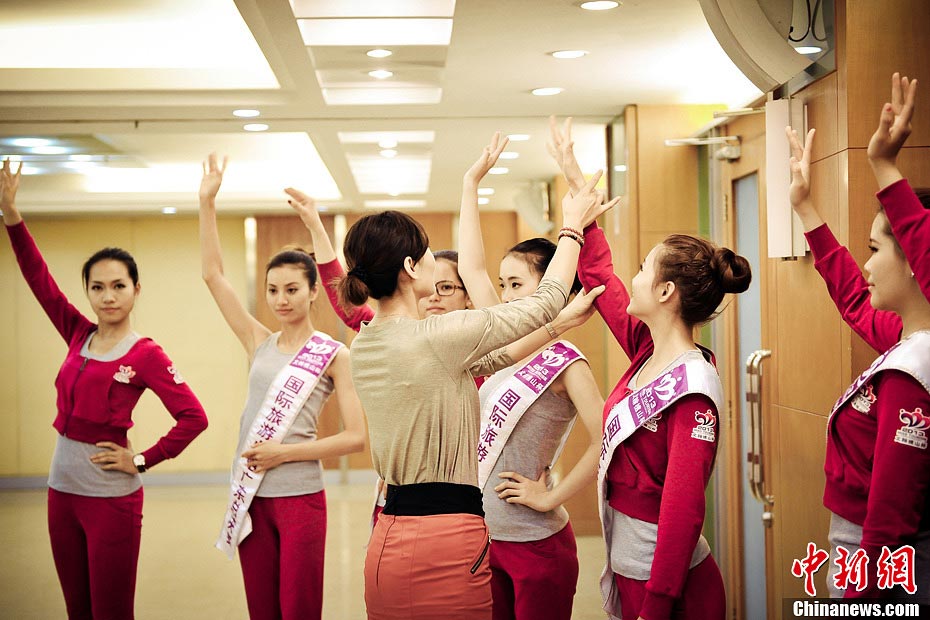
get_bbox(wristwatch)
[132,453,146,473]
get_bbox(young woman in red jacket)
[0,159,209,620]
[549,118,751,620]
[787,73,930,602]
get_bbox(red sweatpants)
[489,522,579,620]
[365,513,492,620]
[238,492,327,620]
[47,487,143,620]
[614,555,726,620]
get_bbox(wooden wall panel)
[790,72,840,163]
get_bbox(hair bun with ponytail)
[711,247,752,294]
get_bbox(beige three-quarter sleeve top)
[350,278,569,487]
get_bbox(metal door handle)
[745,350,774,513]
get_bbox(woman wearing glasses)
[456,133,605,620]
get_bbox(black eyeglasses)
[434,280,466,296]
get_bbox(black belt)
[383,482,484,517]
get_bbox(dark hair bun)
[339,272,371,308]
[712,247,752,294]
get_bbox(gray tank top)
[48,331,143,497]
[480,363,575,542]
[236,333,334,498]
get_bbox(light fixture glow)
[380,149,398,158]
[388,190,401,197]
[31,145,69,155]
[506,134,530,142]
[488,167,509,175]
[477,188,495,196]
[531,87,564,96]
[477,197,490,205]
[551,50,588,59]
[161,207,177,215]
[613,164,627,172]
[378,139,398,149]
[11,138,51,148]
[233,109,261,118]
[243,123,269,132]
[368,69,394,80]
[794,46,823,55]
[19,166,41,175]
[4,154,23,162]
[580,1,619,10]
[69,154,93,162]
[498,152,519,160]
[367,49,393,58]
[363,199,426,209]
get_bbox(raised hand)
[561,170,620,230]
[199,153,228,202]
[464,131,509,187]
[547,116,585,192]
[785,126,823,232]
[0,158,23,225]
[868,72,917,166]
[284,187,322,229]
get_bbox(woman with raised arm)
[338,170,613,620]
[867,73,929,298]
[457,132,605,620]
[198,154,366,620]
[787,109,930,601]
[550,118,751,620]
[0,159,208,620]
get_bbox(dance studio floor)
[0,483,607,619]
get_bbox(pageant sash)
[216,332,342,559]
[477,341,585,489]
[597,352,724,619]
[830,330,930,418]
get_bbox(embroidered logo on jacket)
[642,413,662,432]
[691,409,717,442]
[851,384,877,414]
[894,408,929,450]
[167,365,185,385]
[113,365,136,384]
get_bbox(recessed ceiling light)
[488,167,509,175]
[498,152,519,160]
[367,49,393,58]
[378,139,398,149]
[243,123,269,132]
[380,149,398,158]
[233,109,261,118]
[550,50,588,59]
[32,145,69,155]
[69,154,93,162]
[477,197,490,205]
[532,87,564,96]
[794,46,823,54]
[477,188,495,196]
[613,164,627,172]
[161,206,178,215]
[580,1,619,10]
[368,69,394,80]
[11,138,51,148]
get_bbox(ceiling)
[0,0,762,217]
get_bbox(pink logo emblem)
[113,365,136,384]
[690,409,716,442]
[895,407,929,450]
[167,365,184,385]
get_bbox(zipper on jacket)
[62,356,89,435]
[470,536,491,574]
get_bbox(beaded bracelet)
[558,230,584,247]
[560,226,585,239]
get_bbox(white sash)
[476,341,586,489]
[597,351,724,619]
[216,332,342,559]
[830,331,930,419]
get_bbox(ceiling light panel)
[291,0,455,18]
[363,199,427,209]
[338,131,435,145]
[298,18,453,46]
[347,155,431,194]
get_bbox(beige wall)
[0,216,249,476]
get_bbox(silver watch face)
[133,454,145,466]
